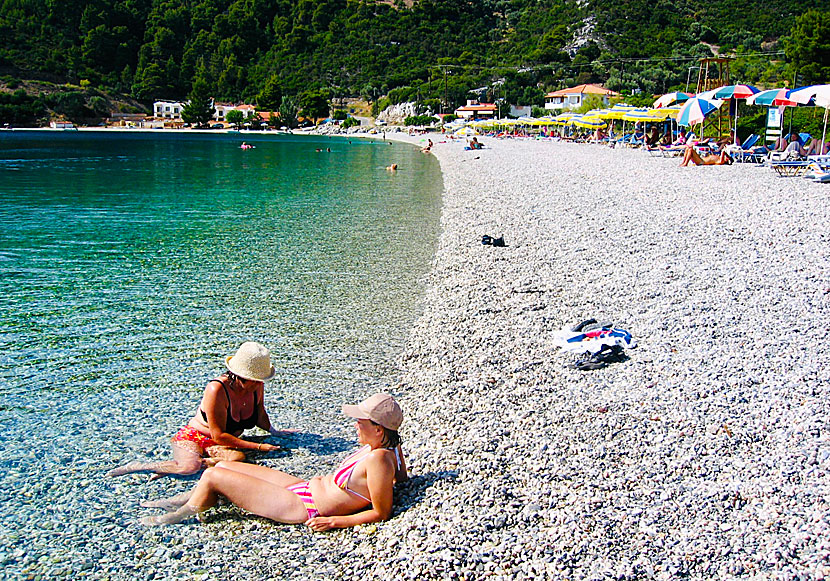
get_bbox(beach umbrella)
[571,116,607,130]
[603,104,638,120]
[709,84,760,100]
[790,84,830,108]
[746,88,800,107]
[790,84,830,148]
[653,92,694,108]
[453,126,479,136]
[704,85,759,143]
[621,108,660,122]
[649,106,681,119]
[676,97,723,127]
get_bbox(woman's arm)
[254,384,271,431]
[304,452,396,532]
[395,444,408,483]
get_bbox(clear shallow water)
[0,130,442,576]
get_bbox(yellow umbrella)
[604,104,639,120]
[571,116,607,129]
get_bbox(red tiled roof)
[545,84,620,98]
[455,103,497,112]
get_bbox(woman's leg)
[141,490,194,511]
[108,444,203,477]
[210,460,304,487]
[141,464,309,525]
[680,147,701,166]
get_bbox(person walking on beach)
[108,342,284,479]
[139,393,408,530]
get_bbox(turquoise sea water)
[0,130,442,575]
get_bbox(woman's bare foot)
[139,504,201,526]
[140,491,192,511]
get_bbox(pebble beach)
[8,134,830,580]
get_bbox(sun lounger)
[769,160,811,177]
[726,134,765,163]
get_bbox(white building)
[544,84,620,111]
[153,100,187,119]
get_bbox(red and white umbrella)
[746,88,800,107]
[790,85,830,148]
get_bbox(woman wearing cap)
[109,342,284,478]
[139,393,407,529]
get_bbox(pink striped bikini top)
[333,445,401,503]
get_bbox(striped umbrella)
[676,97,723,127]
[653,92,694,108]
[709,84,760,100]
[746,88,800,107]
[604,104,638,120]
[571,116,607,129]
[621,108,661,122]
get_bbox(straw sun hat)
[225,342,276,382]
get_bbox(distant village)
[91,84,620,130]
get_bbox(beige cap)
[225,342,276,382]
[342,393,403,431]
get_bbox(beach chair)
[726,134,764,163]
[769,160,811,177]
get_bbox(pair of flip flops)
[566,318,632,371]
[481,235,505,247]
[572,344,628,370]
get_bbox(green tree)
[180,78,215,127]
[132,63,166,100]
[784,10,830,84]
[225,109,244,127]
[278,96,299,128]
[298,90,329,123]
[258,75,282,110]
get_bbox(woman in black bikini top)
[109,342,289,479]
[200,377,259,433]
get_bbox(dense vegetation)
[0,0,827,124]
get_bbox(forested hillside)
[0,0,827,123]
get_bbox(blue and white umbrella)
[676,97,723,127]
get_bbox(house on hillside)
[454,100,498,120]
[544,84,620,111]
[154,100,187,119]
